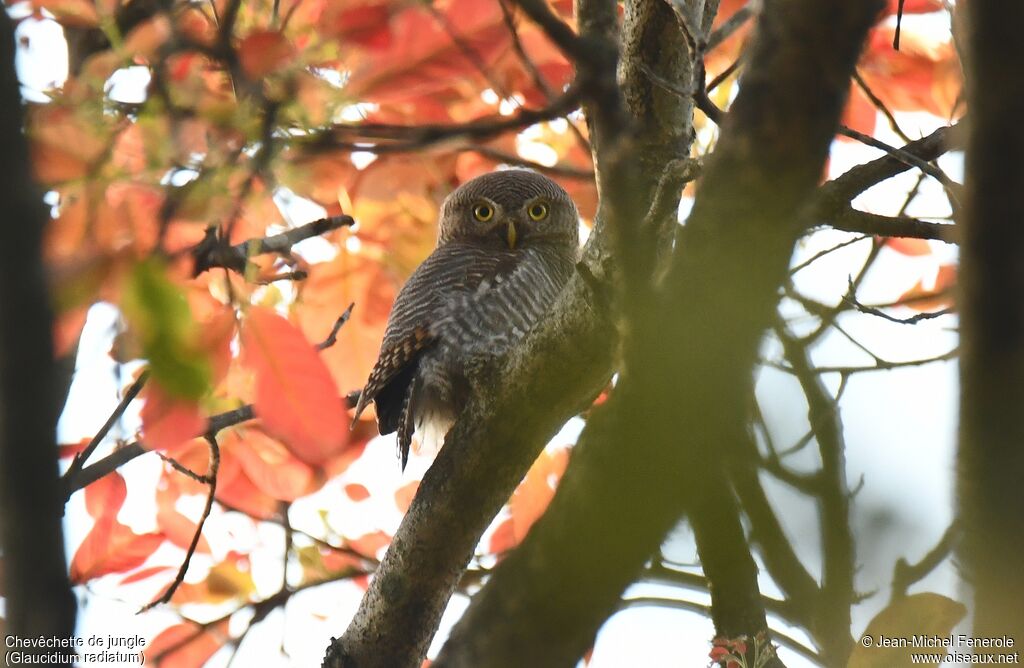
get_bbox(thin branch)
[456,145,594,180]
[891,521,959,600]
[824,208,957,243]
[140,433,220,612]
[837,124,956,192]
[62,371,149,490]
[775,323,855,664]
[707,2,755,51]
[852,69,912,143]
[306,86,583,154]
[195,214,353,277]
[815,122,962,213]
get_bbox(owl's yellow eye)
[473,203,494,222]
[527,202,549,221]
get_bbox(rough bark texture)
[324,277,614,668]
[957,0,1024,639]
[434,0,882,665]
[0,11,77,658]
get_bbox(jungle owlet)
[352,169,580,469]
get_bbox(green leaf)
[122,259,210,399]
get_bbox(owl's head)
[437,169,579,251]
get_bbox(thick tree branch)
[435,0,882,666]
[957,0,1024,638]
[0,11,76,655]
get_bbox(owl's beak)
[505,220,518,249]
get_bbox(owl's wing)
[433,247,573,356]
[353,243,518,430]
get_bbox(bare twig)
[62,371,149,491]
[140,434,221,612]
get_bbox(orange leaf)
[322,1,394,48]
[883,0,943,16]
[216,467,280,520]
[294,254,400,395]
[140,384,205,454]
[508,447,570,544]
[884,236,932,256]
[394,480,419,512]
[155,474,211,554]
[859,26,962,118]
[345,483,371,501]
[840,86,878,140]
[488,517,517,555]
[225,427,320,501]
[239,30,296,79]
[348,530,392,559]
[53,306,88,358]
[84,471,127,520]
[120,565,174,585]
[241,307,349,465]
[343,0,509,104]
[71,521,164,583]
[898,263,957,312]
[147,621,228,668]
[29,105,110,185]
[198,306,236,385]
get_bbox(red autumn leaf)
[238,30,296,79]
[884,236,932,256]
[71,521,164,583]
[225,427,320,501]
[347,530,392,559]
[859,26,962,118]
[241,307,349,466]
[322,1,394,49]
[344,483,371,501]
[898,263,957,312]
[883,0,943,16]
[155,473,211,554]
[840,85,879,140]
[508,447,570,544]
[140,383,206,454]
[319,547,365,575]
[119,565,175,585]
[147,621,228,668]
[343,0,509,104]
[216,466,280,520]
[198,306,236,386]
[84,471,127,520]
[53,306,88,358]
[488,517,518,555]
[29,105,110,185]
[394,480,419,513]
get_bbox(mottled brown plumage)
[353,169,580,468]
